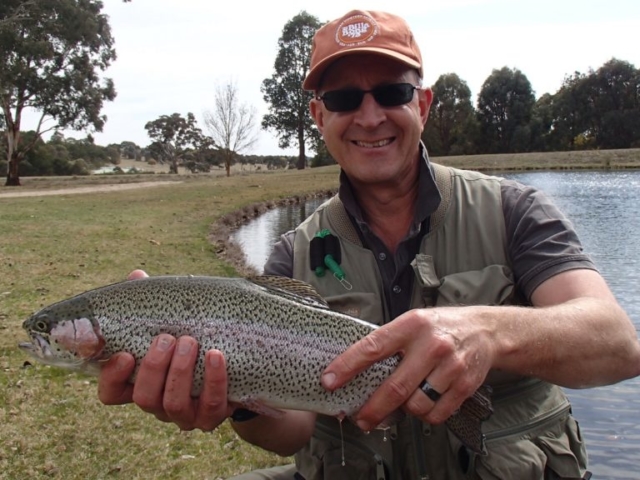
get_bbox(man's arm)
[320,268,640,431]
[498,268,639,387]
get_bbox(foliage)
[310,141,335,168]
[144,113,214,174]
[261,11,322,170]
[0,130,114,176]
[119,140,142,160]
[0,0,117,186]
[422,73,477,156]
[202,81,259,177]
[579,59,640,149]
[476,67,536,154]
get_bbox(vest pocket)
[470,409,587,480]
[436,264,515,307]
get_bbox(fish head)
[19,297,106,372]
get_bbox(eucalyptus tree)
[261,11,322,170]
[476,67,536,154]
[0,0,117,186]
[144,113,213,174]
[202,81,259,177]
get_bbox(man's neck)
[351,167,420,254]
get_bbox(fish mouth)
[18,334,53,360]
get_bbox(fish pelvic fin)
[445,385,493,456]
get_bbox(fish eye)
[34,316,50,332]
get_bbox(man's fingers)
[353,351,436,430]
[195,350,233,431]
[404,359,477,425]
[132,334,176,414]
[98,352,135,405]
[162,336,200,429]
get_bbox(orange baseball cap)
[303,10,423,91]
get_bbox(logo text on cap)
[335,14,379,47]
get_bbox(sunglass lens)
[375,84,415,107]
[322,90,364,112]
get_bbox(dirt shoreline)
[0,181,182,198]
[208,189,337,276]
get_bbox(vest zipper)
[484,401,572,442]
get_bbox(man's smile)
[353,138,394,148]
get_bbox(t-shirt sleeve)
[263,230,295,278]
[501,178,598,302]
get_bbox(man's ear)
[419,87,434,126]
[309,98,325,134]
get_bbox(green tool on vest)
[311,229,352,290]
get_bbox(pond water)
[232,170,640,479]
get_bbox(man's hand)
[321,307,496,431]
[97,270,234,431]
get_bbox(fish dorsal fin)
[248,275,330,310]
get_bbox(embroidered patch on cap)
[335,14,379,47]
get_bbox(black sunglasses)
[317,83,420,112]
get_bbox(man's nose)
[353,92,386,128]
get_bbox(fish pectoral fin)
[235,397,287,419]
[445,385,494,456]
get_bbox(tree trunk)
[225,150,232,177]
[297,127,306,170]
[4,114,22,186]
[5,154,21,186]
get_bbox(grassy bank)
[433,147,640,171]
[0,167,339,480]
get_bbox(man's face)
[310,54,432,188]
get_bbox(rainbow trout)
[19,275,492,453]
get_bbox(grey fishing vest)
[291,164,589,480]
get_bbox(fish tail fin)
[445,385,493,455]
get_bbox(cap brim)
[303,48,422,91]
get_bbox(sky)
[27,0,640,156]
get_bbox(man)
[99,10,640,480]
